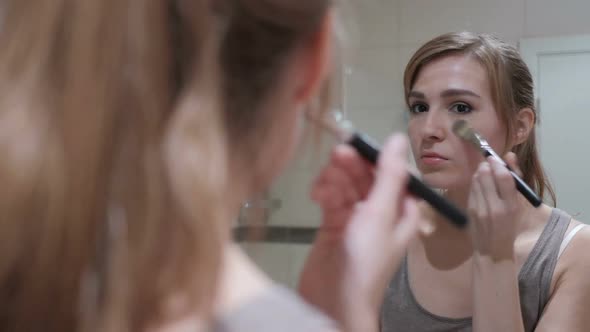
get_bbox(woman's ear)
[292,11,333,104]
[514,107,535,145]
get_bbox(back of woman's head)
[404,31,555,205]
[0,0,329,331]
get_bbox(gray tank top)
[380,208,571,332]
[213,284,337,332]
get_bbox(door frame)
[520,34,590,102]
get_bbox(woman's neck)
[417,185,548,269]
[445,187,470,210]
[425,187,471,240]
[415,187,472,269]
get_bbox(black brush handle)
[348,133,468,228]
[483,151,542,207]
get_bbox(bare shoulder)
[215,245,275,315]
[552,219,590,292]
[536,218,590,331]
[559,218,590,261]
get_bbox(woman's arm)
[534,227,590,331]
[299,135,420,332]
[468,157,526,332]
[472,255,525,332]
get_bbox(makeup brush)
[452,119,542,207]
[307,112,468,228]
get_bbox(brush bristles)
[452,120,481,148]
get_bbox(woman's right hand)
[298,134,421,331]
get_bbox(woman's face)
[407,54,508,191]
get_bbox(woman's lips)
[420,153,448,166]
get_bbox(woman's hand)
[298,134,421,330]
[467,153,523,261]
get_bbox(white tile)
[347,107,407,143]
[287,130,336,172]
[269,168,322,227]
[240,243,312,289]
[350,0,400,48]
[358,15,399,48]
[242,243,294,286]
[264,131,336,228]
[525,0,590,38]
[288,244,312,288]
[396,42,425,103]
[344,48,400,109]
[398,43,423,76]
[398,0,525,46]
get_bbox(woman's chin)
[419,172,462,190]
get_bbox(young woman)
[301,32,590,331]
[0,1,420,331]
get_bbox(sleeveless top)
[213,284,337,332]
[380,208,572,332]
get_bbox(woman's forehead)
[412,55,490,98]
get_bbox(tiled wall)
[241,243,311,288]
[242,0,590,288]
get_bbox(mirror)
[242,0,590,287]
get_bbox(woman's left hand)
[469,152,528,331]
[467,152,522,260]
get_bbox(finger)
[311,186,337,210]
[467,178,478,236]
[365,134,409,222]
[488,157,518,202]
[311,163,360,206]
[470,170,489,223]
[312,182,357,211]
[332,145,375,199]
[391,197,421,248]
[467,173,481,216]
[311,171,342,208]
[324,164,361,203]
[310,166,331,202]
[476,161,503,213]
[504,152,522,177]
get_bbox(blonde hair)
[0,0,330,331]
[404,32,556,205]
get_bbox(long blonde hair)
[0,0,330,331]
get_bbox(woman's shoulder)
[554,205,590,261]
[550,212,590,291]
[213,245,338,332]
[556,216,590,264]
[157,284,336,332]
[214,283,337,332]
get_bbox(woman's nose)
[421,109,447,142]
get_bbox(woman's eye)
[451,103,472,114]
[409,103,428,113]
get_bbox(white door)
[521,35,590,222]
